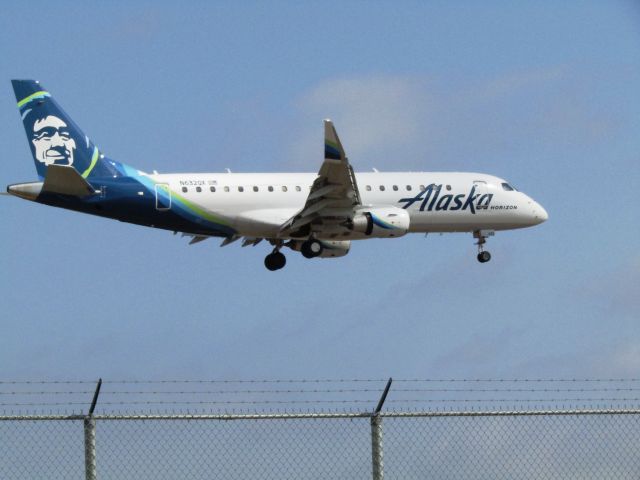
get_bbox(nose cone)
[532,201,548,224]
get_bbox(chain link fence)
[1,409,639,479]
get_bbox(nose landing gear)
[473,230,494,263]
[477,251,491,263]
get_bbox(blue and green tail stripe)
[120,164,235,236]
[16,90,51,108]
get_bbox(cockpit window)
[501,183,517,191]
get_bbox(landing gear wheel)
[301,239,323,259]
[477,251,491,263]
[264,251,286,271]
[473,230,494,264]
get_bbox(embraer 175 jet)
[7,80,547,270]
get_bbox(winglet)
[324,119,346,161]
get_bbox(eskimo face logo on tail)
[30,115,76,166]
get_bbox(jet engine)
[349,206,410,238]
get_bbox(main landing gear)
[264,238,325,270]
[473,230,494,263]
[300,239,323,259]
[264,248,286,271]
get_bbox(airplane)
[6,79,548,271]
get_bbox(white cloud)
[287,75,429,170]
[454,66,567,105]
[285,66,617,172]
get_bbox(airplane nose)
[533,202,548,224]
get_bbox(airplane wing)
[280,120,361,238]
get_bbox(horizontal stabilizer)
[42,165,95,196]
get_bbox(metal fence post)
[84,416,97,480]
[371,378,392,480]
[371,414,384,480]
[84,379,102,480]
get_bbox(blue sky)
[0,1,639,386]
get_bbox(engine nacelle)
[288,240,351,258]
[350,206,410,238]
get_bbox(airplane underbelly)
[232,208,299,237]
[409,210,524,233]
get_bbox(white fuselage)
[149,171,548,239]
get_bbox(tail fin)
[12,80,119,180]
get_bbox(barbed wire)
[1,397,640,408]
[2,378,639,385]
[4,387,640,395]
[2,379,640,413]
[0,379,385,385]
[395,378,640,383]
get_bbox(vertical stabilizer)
[11,80,119,180]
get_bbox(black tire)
[477,251,491,263]
[264,254,278,271]
[273,251,286,269]
[301,240,323,259]
[265,251,286,270]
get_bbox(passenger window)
[406,185,412,191]
[238,186,244,192]
[379,185,385,191]
[420,185,426,191]
[268,186,274,192]
[295,186,301,192]
[446,185,452,191]
[224,186,230,192]
[282,186,288,192]
[253,186,259,192]
[392,185,398,191]
[366,185,371,191]
[210,186,216,192]
[182,187,188,193]
[196,186,202,193]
